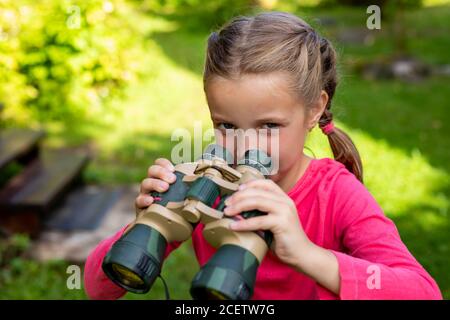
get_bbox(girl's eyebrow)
[254,116,288,123]
[211,116,288,126]
[255,116,289,124]
[211,114,232,122]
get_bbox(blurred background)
[0,0,449,299]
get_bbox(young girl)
[84,12,442,300]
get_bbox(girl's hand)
[135,158,177,215]
[223,179,313,270]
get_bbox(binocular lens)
[205,289,229,300]
[111,263,145,287]
[190,244,259,300]
[102,224,167,294]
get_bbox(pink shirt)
[84,158,442,300]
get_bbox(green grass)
[1,4,449,299]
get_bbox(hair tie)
[321,121,335,135]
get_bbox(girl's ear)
[307,90,329,131]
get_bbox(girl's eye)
[261,123,279,129]
[217,123,236,130]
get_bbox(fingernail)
[169,164,175,172]
[229,221,238,229]
[238,184,246,190]
[224,206,233,215]
[167,174,176,182]
[159,181,168,189]
[145,197,153,205]
[224,197,232,205]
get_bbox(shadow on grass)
[333,76,450,172]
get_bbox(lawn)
[0,3,449,299]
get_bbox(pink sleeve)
[84,224,183,300]
[318,172,442,300]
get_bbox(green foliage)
[0,259,88,299]
[0,0,144,125]
[0,234,30,267]
[140,0,258,31]
[0,233,32,296]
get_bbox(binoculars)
[102,144,273,300]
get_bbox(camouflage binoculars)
[102,144,273,300]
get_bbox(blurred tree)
[0,0,145,126]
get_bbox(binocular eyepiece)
[102,144,273,300]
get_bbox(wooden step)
[29,185,137,262]
[0,128,45,171]
[0,148,89,236]
[43,185,123,231]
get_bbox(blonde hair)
[203,11,363,182]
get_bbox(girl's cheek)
[268,131,289,174]
[278,135,304,173]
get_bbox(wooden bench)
[0,148,89,236]
[0,128,45,171]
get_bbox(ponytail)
[318,36,363,183]
[319,110,364,183]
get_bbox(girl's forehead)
[206,72,303,117]
[207,72,291,93]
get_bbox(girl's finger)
[225,188,281,209]
[140,178,169,194]
[147,165,176,183]
[224,196,286,217]
[239,179,285,195]
[135,194,154,210]
[155,158,175,172]
[228,214,277,232]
